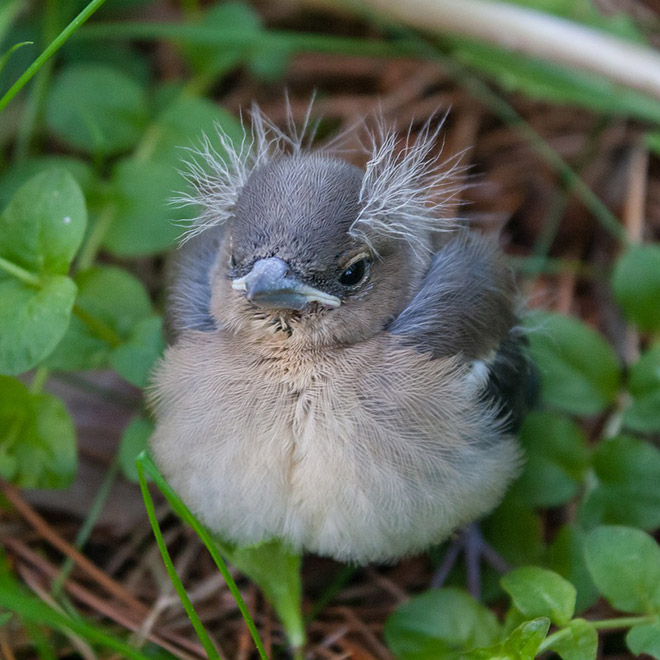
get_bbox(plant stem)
[74,22,405,58]
[0,256,41,286]
[0,0,109,113]
[592,614,657,630]
[73,304,122,347]
[538,614,658,653]
[75,204,116,272]
[30,366,50,394]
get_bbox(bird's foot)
[430,523,510,599]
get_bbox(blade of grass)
[0,42,33,75]
[136,452,269,660]
[0,0,109,113]
[136,459,222,660]
[0,586,153,660]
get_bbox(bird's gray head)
[176,106,461,347]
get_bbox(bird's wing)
[164,225,225,342]
[389,232,516,359]
[389,231,537,431]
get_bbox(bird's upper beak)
[232,257,340,311]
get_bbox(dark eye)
[338,256,370,288]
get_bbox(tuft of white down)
[173,103,466,254]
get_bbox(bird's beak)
[232,257,340,310]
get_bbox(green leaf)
[464,618,550,660]
[584,526,660,614]
[547,525,599,614]
[148,92,244,166]
[228,540,305,649]
[511,412,589,507]
[119,417,153,482]
[547,618,598,660]
[579,436,660,530]
[0,156,94,210]
[623,344,660,433]
[384,588,500,659]
[501,567,576,626]
[182,2,262,78]
[46,266,152,371]
[103,158,183,256]
[0,169,87,275]
[110,316,165,387]
[0,376,76,488]
[0,277,77,375]
[627,621,660,659]
[612,245,660,331]
[46,64,149,156]
[526,312,620,416]
[483,495,545,567]
[72,266,152,339]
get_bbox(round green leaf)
[547,526,599,614]
[385,588,501,659]
[183,2,261,78]
[73,266,152,338]
[612,245,660,331]
[501,567,576,627]
[511,412,589,507]
[110,315,165,387]
[0,169,87,275]
[623,392,660,433]
[46,64,149,156]
[149,93,244,167]
[0,156,94,209]
[579,436,660,530]
[627,621,660,659]
[464,618,550,660]
[482,495,545,567]
[584,526,660,613]
[0,377,76,489]
[0,276,77,375]
[628,343,660,396]
[104,158,183,256]
[525,312,620,416]
[623,344,660,433]
[547,618,598,660]
[46,266,152,371]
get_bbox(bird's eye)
[338,256,370,288]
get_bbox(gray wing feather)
[165,226,225,341]
[389,232,517,359]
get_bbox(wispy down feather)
[174,102,466,252]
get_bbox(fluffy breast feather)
[149,330,521,563]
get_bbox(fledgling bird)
[149,108,534,565]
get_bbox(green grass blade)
[0,0,109,113]
[136,452,268,660]
[0,586,153,659]
[0,42,33,76]
[136,459,222,660]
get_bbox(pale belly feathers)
[149,330,520,563]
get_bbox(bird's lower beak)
[232,257,340,311]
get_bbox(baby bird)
[150,109,533,564]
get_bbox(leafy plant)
[1,0,660,658]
